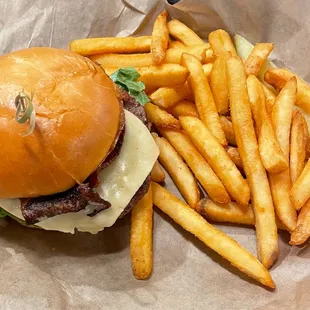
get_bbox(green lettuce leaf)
[111,68,150,105]
[0,208,7,218]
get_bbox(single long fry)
[208,29,237,56]
[164,45,207,64]
[244,43,274,76]
[154,135,200,207]
[144,103,180,129]
[168,41,185,49]
[290,111,308,185]
[158,128,230,204]
[219,116,237,146]
[90,53,152,68]
[181,53,227,145]
[226,147,243,169]
[151,10,169,65]
[152,182,275,288]
[137,64,189,91]
[247,75,288,173]
[150,161,165,183]
[226,56,278,269]
[196,198,286,230]
[265,68,310,114]
[69,36,151,56]
[167,100,199,118]
[271,77,297,159]
[149,84,191,109]
[130,187,153,280]
[291,159,310,210]
[210,52,231,114]
[167,20,206,46]
[268,77,297,229]
[180,116,250,206]
[290,199,310,245]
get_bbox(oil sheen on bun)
[0,47,121,198]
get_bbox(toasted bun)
[0,47,121,198]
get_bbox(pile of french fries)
[70,10,310,289]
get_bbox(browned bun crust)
[0,47,121,198]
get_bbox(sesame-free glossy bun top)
[0,47,121,198]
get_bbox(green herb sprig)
[110,68,150,105]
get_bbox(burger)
[0,47,159,234]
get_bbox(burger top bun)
[0,47,122,198]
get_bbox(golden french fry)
[167,20,206,46]
[196,198,286,230]
[247,75,288,173]
[202,63,213,79]
[168,41,185,49]
[210,52,231,114]
[149,84,192,109]
[158,128,230,204]
[244,43,274,76]
[153,135,200,207]
[265,77,297,229]
[219,116,237,146]
[290,199,310,245]
[272,77,297,159]
[144,103,180,129]
[291,159,310,210]
[152,182,275,288]
[181,53,227,146]
[226,56,278,269]
[260,81,277,114]
[180,116,250,206]
[151,10,169,65]
[203,47,216,63]
[137,64,189,92]
[290,111,308,185]
[90,53,152,68]
[164,45,207,64]
[208,29,237,56]
[265,68,310,114]
[150,161,165,183]
[69,36,151,56]
[167,100,199,118]
[130,187,153,280]
[226,147,243,169]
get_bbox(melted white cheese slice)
[0,111,159,234]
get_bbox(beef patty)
[21,87,151,225]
